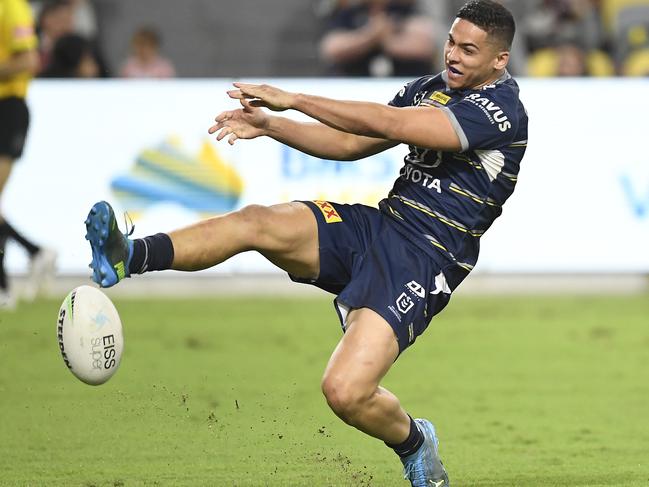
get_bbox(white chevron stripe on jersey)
[475,149,505,182]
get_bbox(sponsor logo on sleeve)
[430,91,451,105]
[313,200,342,223]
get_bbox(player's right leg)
[85,201,319,287]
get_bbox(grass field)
[1,292,649,486]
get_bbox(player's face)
[444,18,509,90]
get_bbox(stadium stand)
[36,0,644,78]
[92,0,322,77]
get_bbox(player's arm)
[229,83,462,152]
[265,116,397,161]
[293,96,461,151]
[210,99,397,161]
[0,49,39,80]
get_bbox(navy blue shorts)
[291,200,463,354]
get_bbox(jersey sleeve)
[7,0,37,54]
[441,88,519,151]
[388,82,411,107]
[388,76,429,107]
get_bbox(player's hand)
[209,98,269,145]
[227,83,295,112]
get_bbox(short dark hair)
[457,0,515,50]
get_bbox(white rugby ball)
[56,285,124,385]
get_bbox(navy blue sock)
[129,233,174,275]
[385,416,424,458]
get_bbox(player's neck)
[473,69,507,90]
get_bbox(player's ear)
[493,50,509,70]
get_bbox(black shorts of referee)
[0,97,29,160]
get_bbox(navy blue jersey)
[381,70,528,272]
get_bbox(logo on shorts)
[396,293,414,314]
[313,200,342,223]
[406,280,425,298]
[395,280,426,315]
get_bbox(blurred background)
[2,2,649,486]
[4,0,649,300]
[28,0,649,79]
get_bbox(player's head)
[444,0,515,90]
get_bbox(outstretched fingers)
[208,121,223,134]
[209,108,240,135]
[227,84,260,100]
[215,126,232,142]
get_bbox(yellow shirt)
[0,0,37,99]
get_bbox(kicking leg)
[85,200,319,287]
[168,202,319,278]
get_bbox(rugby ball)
[56,285,124,385]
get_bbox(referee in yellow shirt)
[0,0,56,308]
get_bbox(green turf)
[1,293,649,486]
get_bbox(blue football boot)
[84,201,133,288]
[402,419,450,487]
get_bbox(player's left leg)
[321,308,449,487]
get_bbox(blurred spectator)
[35,0,74,71]
[523,0,604,53]
[527,41,615,76]
[601,0,649,74]
[318,0,437,77]
[39,33,99,77]
[120,26,176,78]
[556,41,588,75]
[34,0,108,76]
[514,0,622,76]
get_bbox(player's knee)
[234,204,271,245]
[321,374,368,422]
[236,204,268,226]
